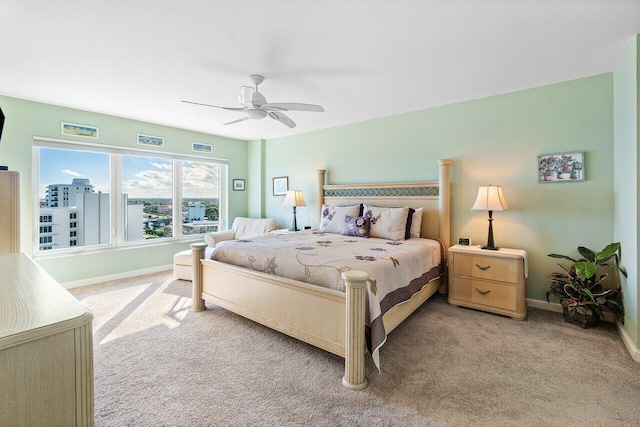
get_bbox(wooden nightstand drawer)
[452,253,518,283]
[447,245,527,320]
[449,277,516,312]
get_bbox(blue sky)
[40,148,219,199]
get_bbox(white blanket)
[212,229,444,368]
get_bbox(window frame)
[32,137,228,257]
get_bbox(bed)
[190,159,451,389]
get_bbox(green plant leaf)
[619,266,628,278]
[548,254,578,262]
[578,246,596,262]
[563,284,580,299]
[595,242,620,263]
[574,262,597,280]
[580,288,595,301]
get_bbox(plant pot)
[562,307,600,329]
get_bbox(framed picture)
[137,134,164,148]
[272,176,288,196]
[538,151,585,183]
[61,122,99,139]
[192,142,213,154]
[233,179,245,191]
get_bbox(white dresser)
[0,253,94,426]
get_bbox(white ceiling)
[2,1,640,141]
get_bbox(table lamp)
[471,185,508,250]
[283,190,306,231]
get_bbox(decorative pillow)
[318,204,361,234]
[410,207,423,238]
[342,215,370,238]
[363,205,410,241]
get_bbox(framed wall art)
[137,134,165,148]
[538,152,584,183]
[272,176,288,196]
[61,122,99,139]
[192,142,213,154]
[233,179,245,191]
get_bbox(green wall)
[264,74,615,304]
[0,95,248,284]
[613,35,639,347]
[247,139,265,218]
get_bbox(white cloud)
[62,169,82,177]
[151,162,171,170]
[183,162,219,198]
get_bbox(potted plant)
[546,242,626,328]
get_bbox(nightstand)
[448,245,527,320]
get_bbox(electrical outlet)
[144,252,151,260]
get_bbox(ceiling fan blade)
[181,100,244,111]
[268,112,296,129]
[261,102,324,113]
[251,91,267,107]
[223,117,250,126]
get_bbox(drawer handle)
[475,264,491,271]
[475,288,491,295]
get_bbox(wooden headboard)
[317,159,451,249]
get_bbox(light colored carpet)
[70,272,640,426]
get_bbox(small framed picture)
[61,122,99,139]
[233,179,245,191]
[137,134,164,148]
[272,176,288,196]
[538,152,585,183]
[192,142,213,154]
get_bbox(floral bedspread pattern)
[211,229,444,369]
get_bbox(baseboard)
[616,321,640,362]
[526,298,562,313]
[62,264,173,289]
[528,298,639,363]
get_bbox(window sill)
[32,236,204,260]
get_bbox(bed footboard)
[189,242,369,389]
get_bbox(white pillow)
[318,204,361,234]
[363,205,410,241]
[410,207,423,238]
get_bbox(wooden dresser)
[0,170,20,254]
[0,253,94,426]
[448,245,527,320]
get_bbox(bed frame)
[191,159,451,389]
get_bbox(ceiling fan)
[181,74,324,128]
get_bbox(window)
[34,139,226,255]
[122,155,173,242]
[181,160,220,236]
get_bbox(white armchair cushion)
[204,230,235,247]
[231,217,278,239]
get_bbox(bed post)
[438,159,452,293]
[191,242,207,312]
[317,169,326,225]
[438,159,451,250]
[341,270,369,390]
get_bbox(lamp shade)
[471,185,509,211]
[283,190,306,207]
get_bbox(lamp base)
[480,245,499,251]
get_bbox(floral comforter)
[211,229,444,368]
